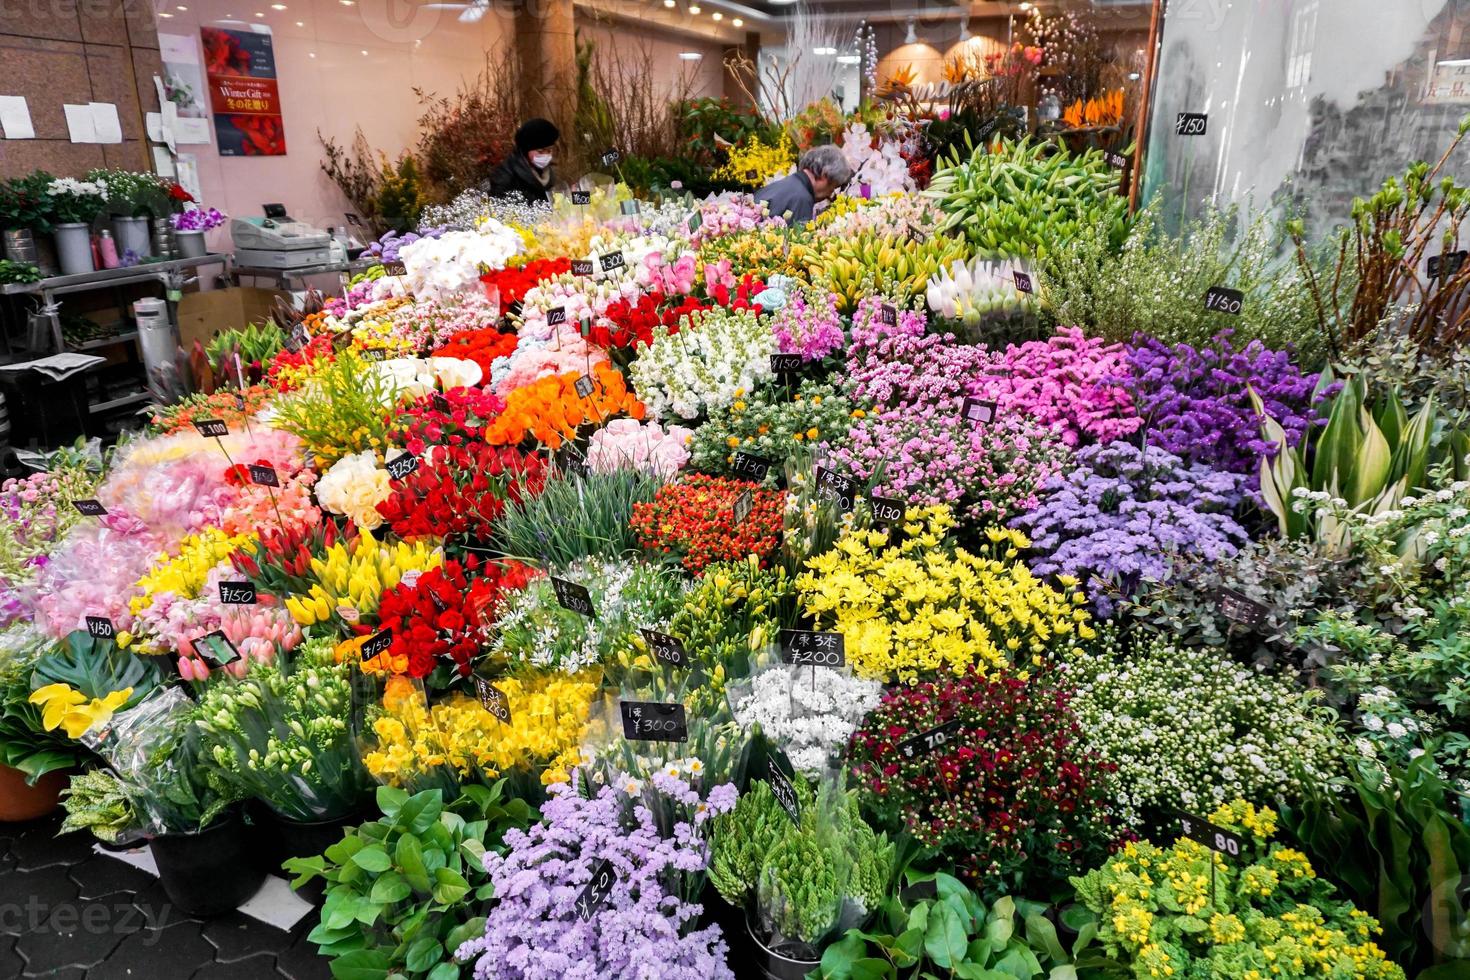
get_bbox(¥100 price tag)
[551,578,595,618]
[780,629,845,668]
[474,677,512,724]
[193,418,229,438]
[1177,812,1245,858]
[897,719,965,761]
[218,581,257,605]
[1204,285,1244,315]
[640,629,687,668]
[85,616,115,640]
[575,858,617,921]
[71,499,108,517]
[360,629,393,660]
[620,700,688,743]
[385,453,419,481]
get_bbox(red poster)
[201,26,286,156]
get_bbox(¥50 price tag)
[780,629,845,668]
[575,858,617,921]
[620,700,688,742]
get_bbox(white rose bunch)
[316,451,392,530]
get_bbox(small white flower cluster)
[629,307,775,420]
[399,224,522,302]
[1069,633,1346,825]
[45,177,109,200]
[732,664,884,775]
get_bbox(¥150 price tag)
[780,629,845,668]
[385,453,419,481]
[193,418,229,438]
[474,677,512,724]
[640,629,687,668]
[868,494,905,525]
[570,190,592,206]
[766,750,801,825]
[897,719,965,761]
[575,858,617,921]
[620,700,688,743]
[571,259,594,277]
[1177,812,1244,859]
[194,629,241,667]
[1176,112,1208,136]
[1217,587,1269,630]
[599,251,626,273]
[247,463,279,488]
[770,353,803,374]
[961,397,997,425]
[360,629,393,660]
[730,452,772,481]
[71,499,108,517]
[815,467,858,512]
[218,581,257,605]
[879,304,898,326]
[1013,270,1034,294]
[1204,285,1244,315]
[551,578,595,618]
[85,616,115,640]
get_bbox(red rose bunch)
[659,295,712,330]
[631,474,785,574]
[375,555,539,680]
[390,386,507,455]
[847,671,1122,898]
[591,293,666,348]
[431,328,519,377]
[376,442,546,544]
[480,258,572,308]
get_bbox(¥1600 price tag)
[474,677,512,724]
[218,581,257,605]
[1177,812,1244,858]
[551,578,595,618]
[386,453,419,481]
[620,700,688,743]
[640,629,687,668]
[897,719,965,761]
[575,858,617,921]
[780,629,845,668]
[85,616,115,640]
[1205,285,1244,315]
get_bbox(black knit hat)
[514,118,560,154]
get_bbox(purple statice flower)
[771,286,845,361]
[1121,331,1333,485]
[1011,441,1248,616]
[457,778,738,980]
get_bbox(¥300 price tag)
[780,629,845,668]
[599,251,626,273]
[1177,812,1244,859]
[897,719,965,761]
[620,700,688,742]
[551,578,595,618]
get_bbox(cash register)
[231,203,335,270]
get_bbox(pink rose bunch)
[587,418,693,478]
[689,193,777,243]
[638,249,698,296]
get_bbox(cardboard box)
[176,287,287,353]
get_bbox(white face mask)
[529,151,553,169]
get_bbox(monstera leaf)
[30,630,163,708]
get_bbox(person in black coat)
[486,118,560,204]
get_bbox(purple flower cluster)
[1122,331,1330,483]
[771,287,845,362]
[367,226,445,263]
[457,776,738,980]
[171,207,226,232]
[845,298,990,408]
[1011,441,1248,616]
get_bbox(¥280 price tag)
[640,629,687,668]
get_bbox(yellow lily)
[29,684,133,739]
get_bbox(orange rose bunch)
[483,364,645,450]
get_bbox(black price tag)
[331,330,354,352]
[574,374,596,399]
[620,199,639,216]
[868,494,905,525]
[218,581,257,605]
[1176,112,1208,136]
[360,629,393,660]
[1204,286,1244,315]
[386,453,419,480]
[640,629,687,668]
[571,259,594,277]
[961,398,997,425]
[431,393,452,413]
[766,750,802,825]
[879,304,898,326]
[85,616,115,640]
[779,629,845,668]
[1429,251,1468,279]
[1217,587,1269,630]
[1013,270,1034,294]
[1177,812,1245,858]
[730,452,772,481]
[897,719,965,761]
[71,499,108,517]
[547,306,567,327]
[770,353,803,374]
[551,578,594,617]
[285,323,310,352]
[688,211,703,234]
[474,677,511,724]
[575,859,617,921]
[732,488,754,525]
[620,700,688,742]
[570,190,592,206]
[906,223,928,244]
[194,629,240,667]
[600,148,622,168]
[815,466,857,511]
[599,251,626,273]
[247,463,280,488]
[1105,151,1129,170]
[744,169,759,183]
[193,418,229,438]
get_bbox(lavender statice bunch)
[771,286,845,362]
[366,226,445,263]
[456,776,738,980]
[1012,441,1248,616]
[1123,331,1330,482]
[846,297,991,408]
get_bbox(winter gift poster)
[201,26,286,156]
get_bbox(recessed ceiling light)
[295,19,303,25]
[175,4,187,9]
[688,4,700,12]
[253,12,264,17]
[308,51,316,57]
[158,11,173,16]
[339,0,353,6]
[678,51,702,60]
[732,16,742,25]
[360,48,368,54]
[271,3,286,8]
[1018,1,1033,9]
[664,0,675,6]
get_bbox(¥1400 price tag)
[620,700,688,743]
[575,858,617,921]
[218,581,257,605]
[780,629,845,668]
[551,578,595,618]
[640,629,687,668]
[1178,811,1244,859]
[571,259,594,277]
[71,499,108,517]
[897,719,965,761]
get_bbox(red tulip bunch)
[376,441,546,544]
[431,328,519,377]
[480,258,572,309]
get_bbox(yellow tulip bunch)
[283,531,442,629]
[795,505,1094,683]
[363,671,599,789]
[29,684,132,739]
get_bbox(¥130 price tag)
[576,858,617,921]
[551,578,595,618]
[600,148,622,168]
[730,452,772,481]
[640,629,687,668]
[814,466,857,512]
[71,498,108,517]
[868,494,905,525]
[897,719,965,761]
[1177,812,1244,858]
[766,749,801,825]
[474,677,512,724]
[360,629,393,660]
[193,418,229,438]
[1204,286,1244,315]
[780,629,845,668]
[247,463,279,488]
[620,700,688,742]
[85,616,115,640]
[386,453,419,480]
[218,581,257,605]
[1176,112,1208,136]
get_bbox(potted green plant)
[88,169,172,259]
[0,171,57,274]
[43,176,109,275]
[0,624,85,821]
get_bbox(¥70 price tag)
[897,719,964,761]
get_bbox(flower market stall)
[4,104,1470,980]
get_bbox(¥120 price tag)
[1217,587,1269,630]
[218,581,257,605]
[961,397,997,425]
[247,463,280,488]
[194,629,241,667]
[1176,112,1208,136]
[474,677,512,724]
[599,251,626,273]
[732,489,754,525]
[640,629,687,668]
[571,259,594,277]
[620,700,688,743]
[780,629,845,668]
[575,858,617,921]
[1204,286,1244,315]
[85,616,115,640]
[766,749,802,825]
[551,578,595,618]
[730,452,773,481]
[770,353,803,374]
[1013,270,1034,294]
[1177,812,1244,858]
[814,466,857,512]
[570,190,591,206]
[546,306,567,327]
[386,453,419,481]
[71,499,108,517]
[1429,250,1469,279]
[897,719,965,761]
[193,418,229,438]
[574,374,596,399]
[360,629,393,660]
[868,494,905,525]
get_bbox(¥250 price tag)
[386,453,419,481]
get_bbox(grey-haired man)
[753,144,854,225]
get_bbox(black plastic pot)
[745,914,823,980]
[149,810,265,917]
[270,809,363,904]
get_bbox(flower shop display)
[689,380,860,478]
[632,474,786,574]
[629,306,776,420]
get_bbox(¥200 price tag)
[780,629,845,668]
[1205,286,1244,315]
[474,677,512,724]
[1177,812,1244,858]
[640,629,687,668]
[551,578,594,618]
[386,453,419,480]
[620,700,688,742]
[218,581,257,605]
[897,719,965,761]
[575,858,617,921]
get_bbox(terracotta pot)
[0,764,68,822]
